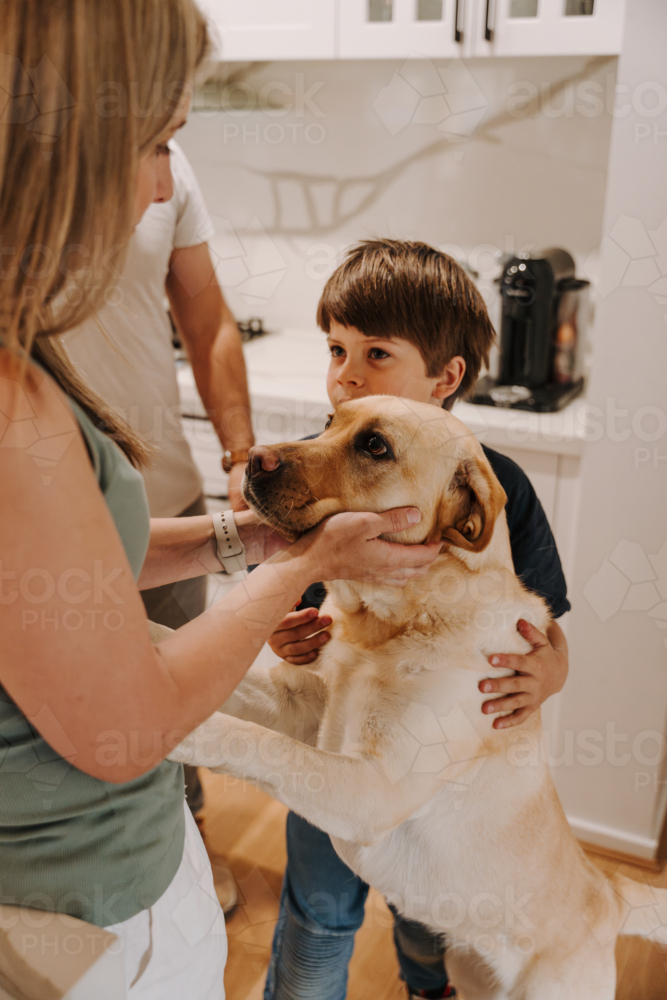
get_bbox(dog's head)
[243,396,507,553]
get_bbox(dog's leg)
[219,662,326,745]
[513,943,616,1000]
[167,713,445,844]
[443,946,507,1000]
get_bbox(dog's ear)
[438,456,507,553]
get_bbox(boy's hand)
[269,606,333,665]
[479,619,568,730]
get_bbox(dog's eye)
[366,435,387,455]
[324,414,333,430]
[355,431,394,460]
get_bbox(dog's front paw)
[166,733,199,765]
[166,712,233,768]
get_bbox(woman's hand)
[236,507,441,587]
[286,508,442,587]
[234,509,293,565]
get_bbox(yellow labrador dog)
[168,396,667,998]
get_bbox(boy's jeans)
[264,812,450,1000]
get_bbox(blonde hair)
[0,0,207,465]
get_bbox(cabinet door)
[198,0,336,61]
[338,0,466,59]
[475,0,625,56]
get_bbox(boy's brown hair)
[316,239,495,404]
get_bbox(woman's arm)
[137,510,290,590]
[0,359,438,785]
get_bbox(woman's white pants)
[105,802,227,998]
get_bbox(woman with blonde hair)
[0,1,440,995]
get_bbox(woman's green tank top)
[0,397,185,927]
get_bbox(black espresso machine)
[472,248,589,412]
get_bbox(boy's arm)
[479,446,570,729]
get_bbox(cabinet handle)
[484,0,494,41]
[454,0,464,42]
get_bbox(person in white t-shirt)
[66,132,252,912]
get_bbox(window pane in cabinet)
[564,0,594,13]
[417,0,444,20]
[368,0,393,21]
[509,0,538,15]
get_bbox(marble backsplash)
[178,55,615,333]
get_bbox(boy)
[264,240,570,1000]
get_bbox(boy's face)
[325,323,465,409]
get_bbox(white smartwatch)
[213,510,247,574]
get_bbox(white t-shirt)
[65,141,215,518]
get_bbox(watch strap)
[222,449,250,474]
[213,510,247,574]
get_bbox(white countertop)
[177,328,588,457]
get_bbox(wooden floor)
[199,770,667,1000]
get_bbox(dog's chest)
[316,651,388,756]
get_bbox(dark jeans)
[263,812,449,1000]
[141,493,208,816]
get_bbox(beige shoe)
[194,814,238,914]
[209,857,239,914]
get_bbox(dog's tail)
[611,871,667,945]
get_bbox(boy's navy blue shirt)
[482,446,569,618]
[296,443,570,620]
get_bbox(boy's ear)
[436,455,507,553]
[432,356,466,403]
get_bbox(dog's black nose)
[248,445,281,478]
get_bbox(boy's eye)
[369,348,390,360]
[330,345,345,357]
[155,144,171,157]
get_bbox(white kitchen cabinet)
[472,0,626,57]
[338,0,465,59]
[197,0,336,61]
[198,0,625,62]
